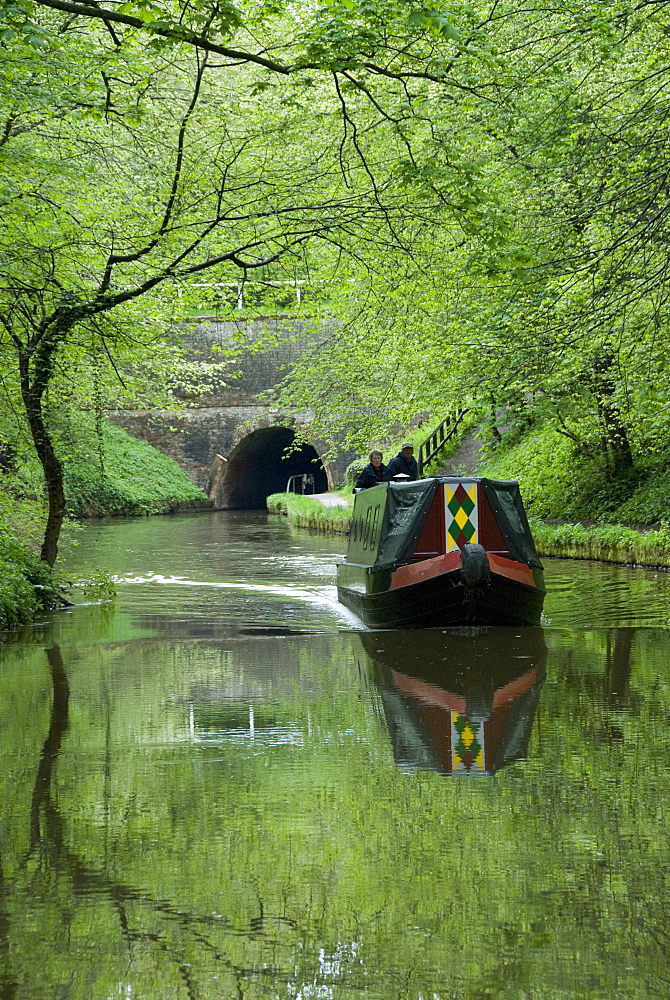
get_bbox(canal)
[1,510,669,999]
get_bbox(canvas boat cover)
[346,477,542,571]
[374,479,438,570]
[477,478,543,570]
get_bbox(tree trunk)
[592,353,634,480]
[488,394,502,444]
[30,645,70,851]
[19,351,66,567]
[0,848,18,999]
[604,628,634,702]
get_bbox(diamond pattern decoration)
[451,712,485,775]
[445,482,478,551]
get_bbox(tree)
[276,1,670,487]
[0,0,505,564]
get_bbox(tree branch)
[32,0,290,73]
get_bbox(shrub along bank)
[1,412,208,630]
[0,524,60,629]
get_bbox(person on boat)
[386,443,418,481]
[354,450,388,491]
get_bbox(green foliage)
[266,491,352,533]
[272,1,670,502]
[531,518,670,568]
[344,456,366,486]
[60,415,207,517]
[613,468,670,525]
[479,422,608,520]
[61,569,117,603]
[0,520,59,629]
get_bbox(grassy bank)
[266,492,352,533]
[531,519,670,568]
[62,415,209,517]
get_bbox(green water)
[1,511,669,999]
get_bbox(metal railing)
[286,473,316,495]
[417,409,469,477]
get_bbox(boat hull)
[337,562,545,629]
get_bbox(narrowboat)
[337,477,545,628]
[358,627,547,776]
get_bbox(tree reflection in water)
[15,645,257,1000]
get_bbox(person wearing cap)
[386,442,419,481]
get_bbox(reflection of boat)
[337,477,545,628]
[359,628,547,776]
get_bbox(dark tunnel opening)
[219,427,328,509]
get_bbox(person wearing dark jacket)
[386,442,418,481]
[354,450,388,491]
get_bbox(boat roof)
[346,476,543,571]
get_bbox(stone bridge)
[110,317,354,509]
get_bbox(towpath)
[311,492,351,508]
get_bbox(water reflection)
[29,645,70,857]
[603,628,635,703]
[360,628,547,776]
[3,513,670,998]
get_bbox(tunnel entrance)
[219,427,328,509]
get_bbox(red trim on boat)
[389,550,462,591]
[487,553,535,587]
[391,671,467,712]
[390,550,536,592]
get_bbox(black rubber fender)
[460,542,491,589]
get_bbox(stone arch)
[215,424,329,509]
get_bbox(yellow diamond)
[461,725,475,748]
[455,508,468,529]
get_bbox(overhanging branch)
[32,0,290,74]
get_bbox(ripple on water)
[543,558,670,627]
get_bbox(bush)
[0,526,59,629]
[530,517,670,567]
[612,467,670,524]
[480,422,621,520]
[61,416,208,517]
[344,457,367,486]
